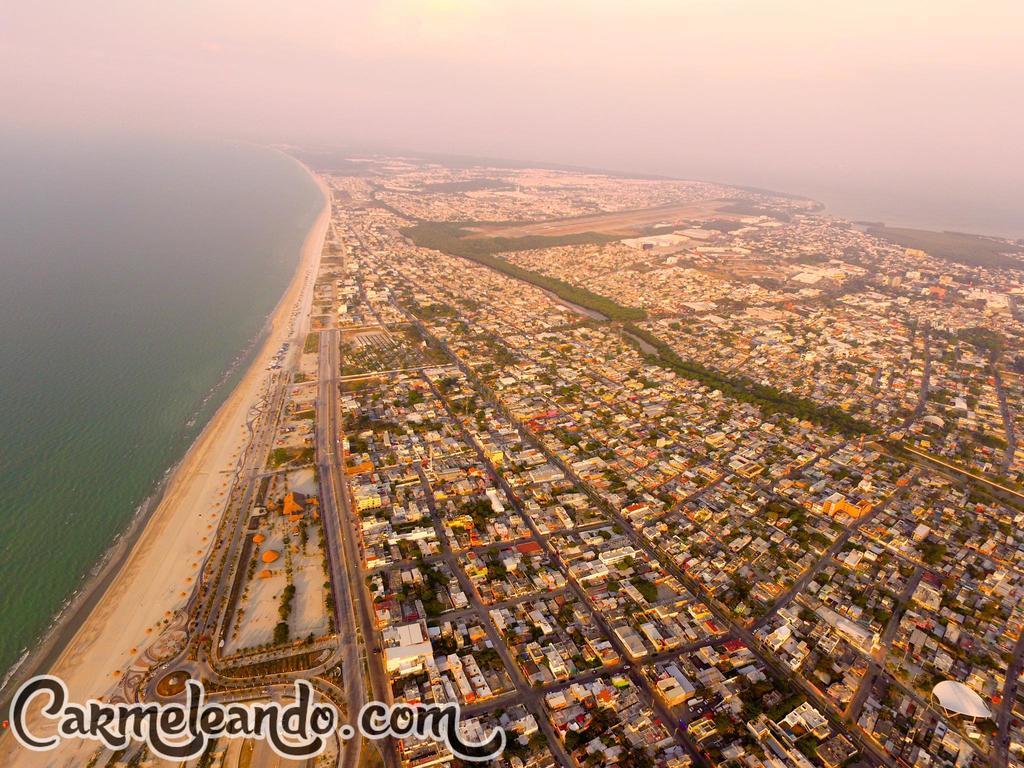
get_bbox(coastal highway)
[316,329,367,768]
[321,327,400,768]
[318,328,400,768]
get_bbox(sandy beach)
[0,159,331,767]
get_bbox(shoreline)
[0,287,283,703]
[0,322,274,709]
[0,154,330,763]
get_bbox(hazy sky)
[3,1,1023,235]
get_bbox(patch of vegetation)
[269,448,293,468]
[631,577,659,602]
[288,150,373,175]
[268,446,315,468]
[421,178,513,193]
[719,201,791,220]
[920,540,948,565]
[622,323,874,435]
[703,219,748,233]
[957,326,1005,354]
[401,221,645,321]
[196,741,220,768]
[868,226,1023,269]
[304,331,320,353]
[273,621,290,645]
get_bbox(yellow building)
[820,492,872,519]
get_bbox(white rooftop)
[932,680,992,720]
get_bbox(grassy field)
[403,220,618,255]
[718,201,792,221]
[420,178,513,193]
[269,446,314,468]
[401,221,645,321]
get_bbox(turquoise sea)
[0,134,323,683]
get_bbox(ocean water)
[0,134,323,681]
[788,178,1024,241]
[708,168,1024,240]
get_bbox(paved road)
[895,443,1024,503]
[142,361,301,697]
[325,327,401,768]
[994,629,1024,768]
[991,355,1018,476]
[414,459,576,768]
[902,326,931,430]
[207,372,296,658]
[750,472,917,632]
[140,282,346,697]
[844,566,923,723]
[422,363,710,768]
[316,329,368,768]
[407,313,901,768]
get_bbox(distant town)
[58,155,1024,768]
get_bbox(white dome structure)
[931,680,992,720]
